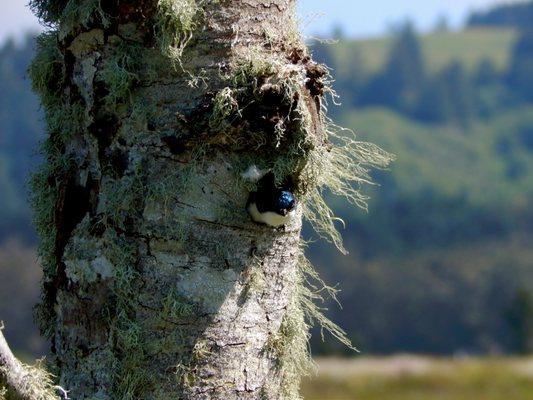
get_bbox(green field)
[302,356,533,400]
[340,106,533,206]
[326,28,517,73]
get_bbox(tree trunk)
[29,0,391,399]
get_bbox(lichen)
[99,41,143,110]
[208,48,315,184]
[269,289,312,400]
[0,357,60,400]
[29,0,68,25]
[99,173,146,231]
[301,119,393,254]
[155,0,201,61]
[28,32,64,107]
[59,0,110,37]
[209,87,240,131]
[269,249,357,400]
[28,1,392,398]
[97,228,203,399]
[100,230,151,399]
[208,45,393,254]
[29,0,109,35]
[214,43,391,393]
[28,29,82,339]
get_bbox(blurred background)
[1,0,532,399]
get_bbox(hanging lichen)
[28,1,392,398]
[155,0,202,60]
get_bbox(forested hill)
[467,0,533,29]
[0,34,41,243]
[1,19,533,355]
[311,21,533,354]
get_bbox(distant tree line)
[506,288,533,354]
[313,21,533,126]
[0,34,41,244]
[1,15,533,357]
[467,0,533,30]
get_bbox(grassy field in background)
[328,28,517,73]
[302,356,533,400]
[340,106,533,206]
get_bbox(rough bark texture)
[0,326,59,400]
[30,1,317,399]
[29,1,391,399]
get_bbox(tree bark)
[29,1,314,399]
[29,0,391,399]
[0,324,61,400]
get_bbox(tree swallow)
[246,174,297,227]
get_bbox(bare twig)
[0,322,65,400]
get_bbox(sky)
[297,0,514,38]
[0,0,519,44]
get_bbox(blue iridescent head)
[274,190,296,215]
[246,173,298,222]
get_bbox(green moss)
[98,231,148,399]
[30,175,58,340]
[30,0,109,33]
[30,120,79,338]
[113,319,151,400]
[60,0,110,35]
[0,346,59,400]
[28,31,64,108]
[100,173,146,230]
[270,250,358,399]
[29,0,68,25]
[301,119,393,253]
[29,41,86,337]
[155,0,201,61]
[100,229,201,398]
[209,87,239,131]
[99,41,143,110]
[49,102,88,142]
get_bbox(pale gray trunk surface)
[29,0,391,399]
[30,1,321,399]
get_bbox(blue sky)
[297,0,509,38]
[0,0,516,43]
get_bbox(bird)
[246,173,297,227]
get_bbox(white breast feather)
[247,202,294,227]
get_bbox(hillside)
[1,21,533,357]
[329,28,517,74]
[468,0,533,30]
[345,107,533,205]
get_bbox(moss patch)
[29,0,68,25]
[29,2,392,398]
[269,249,357,400]
[206,46,393,253]
[60,0,110,36]
[301,119,393,254]
[155,0,202,61]
[98,40,143,110]
[0,354,59,400]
